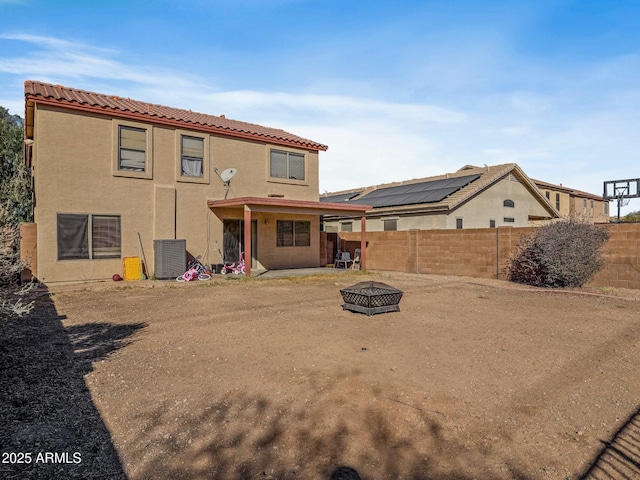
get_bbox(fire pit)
[340,280,404,316]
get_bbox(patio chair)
[335,251,353,269]
[351,248,361,270]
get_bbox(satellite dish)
[214,167,238,199]
[220,168,237,183]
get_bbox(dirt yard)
[2,271,639,480]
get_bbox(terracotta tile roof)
[24,80,327,151]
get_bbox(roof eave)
[25,94,328,152]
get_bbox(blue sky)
[1,0,639,214]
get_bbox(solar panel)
[320,192,362,203]
[351,174,480,208]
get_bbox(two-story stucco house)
[533,179,610,223]
[23,81,369,282]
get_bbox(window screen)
[277,220,310,247]
[92,215,121,258]
[383,219,397,231]
[270,150,305,180]
[277,220,294,246]
[288,153,305,180]
[57,214,121,260]
[119,126,146,171]
[456,218,463,229]
[57,214,89,260]
[503,199,515,208]
[181,136,204,177]
[294,221,310,246]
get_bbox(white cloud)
[0,34,197,90]
[2,32,638,215]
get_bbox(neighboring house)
[533,179,610,223]
[320,163,560,232]
[23,81,369,282]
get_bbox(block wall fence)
[337,223,640,290]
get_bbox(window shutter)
[270,150,288,178]
[288,153,305,180]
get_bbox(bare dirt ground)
[2,271,639,480]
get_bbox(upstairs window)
[503,199,515,208]
[113,121,153,179]
[556,193,560,210]
[456,218,463,229]
[180,135,204,177]
[118,126,146,171]
[270,149,305,180]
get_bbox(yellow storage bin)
[123,256,142,281]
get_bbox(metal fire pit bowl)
[340,280,404,316]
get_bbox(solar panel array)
[349,174,481,208]
[320,192,362,203]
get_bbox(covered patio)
[207,197,371,276]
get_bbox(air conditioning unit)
[154,239,186,279]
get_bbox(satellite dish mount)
[214,167,238,199]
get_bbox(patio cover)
[207,197,371,276]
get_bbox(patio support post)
[360,215,367,270]
[244,206,252,276]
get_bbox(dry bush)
[1,204,33,317]
[0,218,24,288]
[507,219,609,288]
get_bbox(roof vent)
[220,114,226,118]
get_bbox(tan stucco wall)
[32,105,321,282]
[446,176,550,228]
[570,196,610,223]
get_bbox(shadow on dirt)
[0,287,145,479]
[129,371,532,480]
[579,405,640,479]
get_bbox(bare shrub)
[507,220,609,288]
[0,218,25,288]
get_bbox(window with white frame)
[57,214,121,260]
[180,135,204,177]
[270,149,305,180]
[277,220,311,247]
